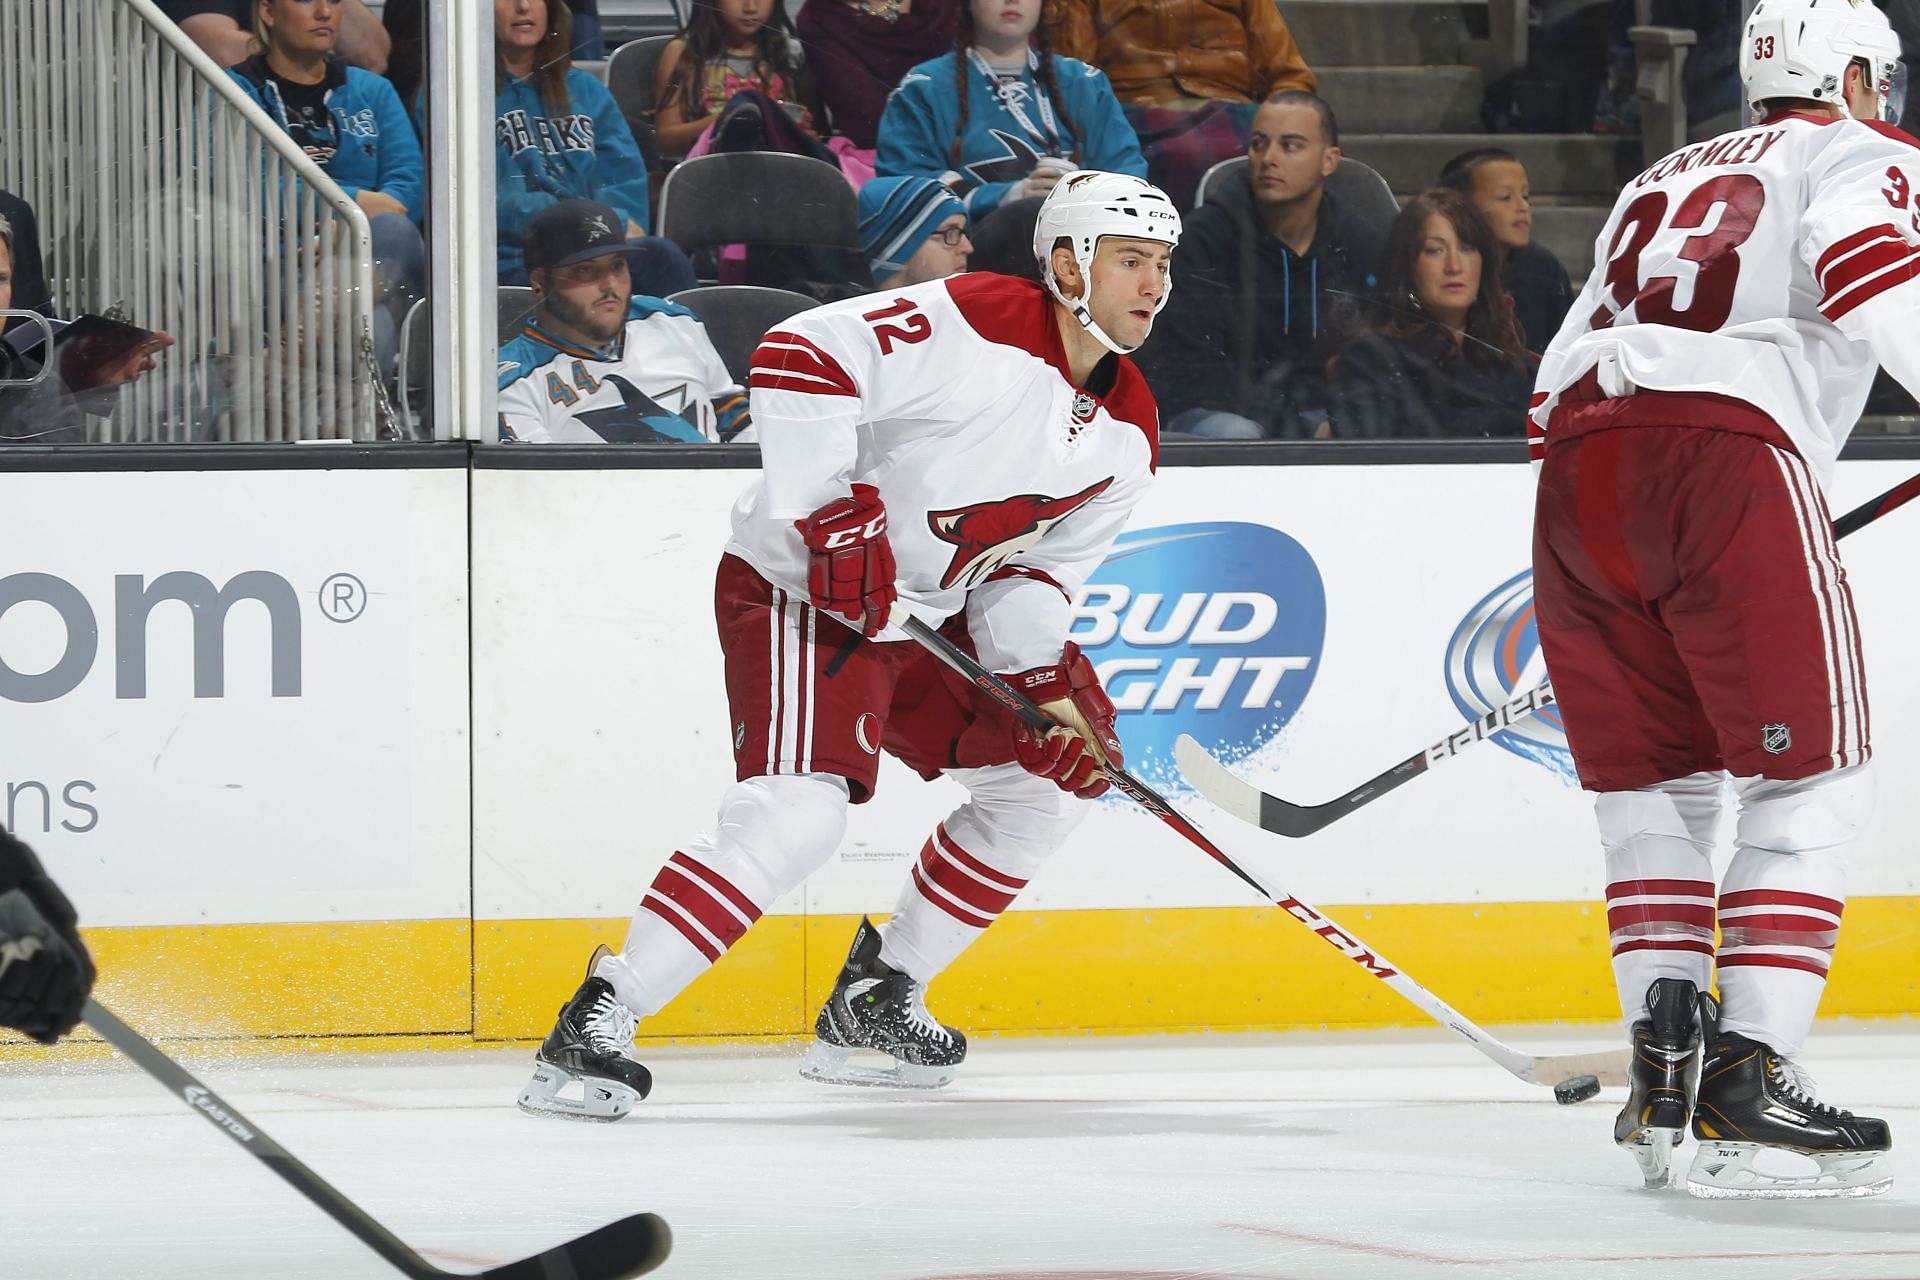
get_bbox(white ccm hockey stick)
[895,615,1626,1096]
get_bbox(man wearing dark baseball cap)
[499,199,747,443]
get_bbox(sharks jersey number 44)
[726,272,1158,675]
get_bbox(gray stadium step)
[1282,0,1476,68]
[1353,132,1637,200]
[1530,203,1609,277]
[1316,67,1483,136]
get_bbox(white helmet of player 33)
[1031,171,1182,356]
[1741,0,1906,123]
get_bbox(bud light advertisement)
[1443,569,1577,782]
[1070,522,1326,787]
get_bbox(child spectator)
[230,0,425,375]
[1327,189,1535,439]
[496,0,692,293]
[1439,147,1574,354]
[877,0,1144,229]
[498,200,747,443]
[858,176,971,288]
[1137,92,1382,439]
[159,0,389,71]
[797,0,958,151]
[654,0,818,158]
[1046,0,1314,107]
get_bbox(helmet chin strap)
[1043,268,1140,356]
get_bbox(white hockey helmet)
[1741,0,1906,122]
[1031,171,1182,355]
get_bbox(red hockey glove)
[794,483,897,638]
[1010,642,1123,799]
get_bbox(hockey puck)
[1553,1074,1602,1105]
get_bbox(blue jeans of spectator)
[370,212,427,378]
[1168,407,1265,440]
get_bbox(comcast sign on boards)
[0,571,307,703]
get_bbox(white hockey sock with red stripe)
[1597,772,1723,1025]
[1716,762,1873,1058]
[599,773,849,1017]
[879,763,1086,983]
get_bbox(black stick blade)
[483,1213,672,1280]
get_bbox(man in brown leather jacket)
[1047,0,1316,106]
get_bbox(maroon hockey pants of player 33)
[1533,424,1875,1055]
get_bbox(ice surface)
[5,1026,1919,1279]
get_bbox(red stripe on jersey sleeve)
[750,330,859,397]
[1815,224,1903,282]
[1820,245,1920,321]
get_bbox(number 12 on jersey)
[863,298,933,354]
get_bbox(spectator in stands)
[1439,147,1573,354]
[1326,188,1534,439]
[654,0,819,158]
[496,0,694,294]
[230,0,426,376]
[1046,0,1314,108]
[0,216,174,442]
[797,0,957,151]
[858,176,971,288]
[878,0,1144,233]
[0,191,54,322]
[498,200,747,443]
[1137,92,1382,439]
[159,0,389,71]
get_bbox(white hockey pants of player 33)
[594,763,1088,1018]
[1598,761,1875,1057]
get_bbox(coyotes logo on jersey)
[928,478,1114,590]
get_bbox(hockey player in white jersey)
[1530,0,1914,1197]
[518,171,1181,1120]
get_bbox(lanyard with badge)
[968,48,1066,158]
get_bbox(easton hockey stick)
[1178,467,1920,840]
[897,615,1628,1090]
[83,999,672,1280]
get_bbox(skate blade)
[1619,1125,1683,1189]
[1685,1143,1893,1199]
[797,1041,955,1090]
[516,1061,640,1122]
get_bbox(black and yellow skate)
[1613,977,1701,1188]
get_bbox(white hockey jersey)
[729,272,1158,673]
[1531,112,1920,488]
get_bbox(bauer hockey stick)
[1176,467,1920,840]
[83,999,671,1280]
[896,616,1627,1091]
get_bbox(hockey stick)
[82,999,671,1280]
[897,616,1627,1090]
[1178,467,1920,840]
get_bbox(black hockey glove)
[0,828,95,1045]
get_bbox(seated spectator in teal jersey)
[161,0,389,70]
[495,0,691,292]
[858,177,972,290]
[876,0,1143,235]
[498,201,748,443]
[230,0,425,376]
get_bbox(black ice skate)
[1613,977,1701,1189]
[1687,998,1892,1199]
[799,917,966,1090]
[517,945,653,1122]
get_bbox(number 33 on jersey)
[1531,110,1920,487]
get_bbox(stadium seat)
[607,35,675,142]
[667,285,819,384]
[1195,155,1400,230]
[657,153,861,261]
[398,287,539,438]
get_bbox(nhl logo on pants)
[1762,723,1792,755]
